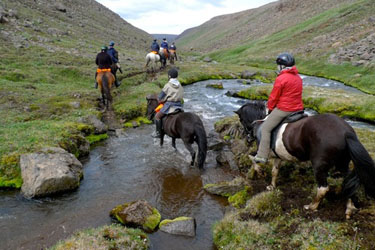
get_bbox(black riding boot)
[152,119,162,138]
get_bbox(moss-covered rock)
[50,224,149,250]
[110,200,161,232]
[206,82,224,89]
[159,217,196,237]
[124,116,152,129]
[204,177,247,197]
[85,133,108,145]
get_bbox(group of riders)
[151,38,178,61]
[95,40,301,162]
[95,38,178,89]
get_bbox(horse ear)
[233,110,240,116]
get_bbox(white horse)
[145,52,160,73]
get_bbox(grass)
[50,224,149,250]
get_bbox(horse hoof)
[266,185,274,191]
[304,204,317,211]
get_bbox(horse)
[146,94,207,169]
[96,69,115,110]
[169,49,177,64]
[235,100,375,219]
[159,48,169,69]
[145,52,160,73]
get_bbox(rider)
[95,46,113,89]
[160,38,169,54]
[169,42,178,61]
[107,41,121,87]
[151,39,160,53]
[152,68,184,138]
[253,52,303,163]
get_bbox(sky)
[96,0,278,34]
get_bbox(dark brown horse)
[146,94,207,168]
[96,70,115,110]
[235,101,375,219]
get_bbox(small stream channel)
[0,76,374,250]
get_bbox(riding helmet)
[276,53,295,67]
[101,45,108,51]
[168,68,178,78]
[109,41,115,46]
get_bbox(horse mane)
[237,100,267,122]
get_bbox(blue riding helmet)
[109,41,115,46]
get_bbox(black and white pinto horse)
[235,101,375,219]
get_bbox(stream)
[0,76,374,250]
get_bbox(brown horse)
[96,69,115,110]
[235,101,375,219]
[169,50,177,64]
[146,94,207,168]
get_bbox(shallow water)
[0,77,373,250]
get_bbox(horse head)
[235,101,267,143]
[146,94,159,120]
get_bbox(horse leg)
[345,197,358,219]
[304,162,329,211]
[183,141,196,166]
[172,138,177,150]
[267,158,282,191]
[160,133,164,146]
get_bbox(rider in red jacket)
[267,66,303,112]
[253,53,303,164]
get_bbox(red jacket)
[267,66,303,112]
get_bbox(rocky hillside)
[0,0,151,57]
[176,0,357,52]
[176,0,375,94]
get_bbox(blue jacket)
[151,42,160,52]
[160,41,168,49]
[107,48,118,63]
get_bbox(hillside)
[0,0,155,187]
[176,0,375,94]
[0,0,151,56]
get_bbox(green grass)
[50,224,149,250]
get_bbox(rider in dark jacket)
[107,41,120,87]
[160,38,168,50]
[151,39,160,52]
[95,46,113,88]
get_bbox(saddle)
[257,111,307,157]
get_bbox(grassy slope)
[177,0,375,95]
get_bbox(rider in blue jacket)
[107,41,120,87]
[160,38,168,50]
[151,39,160,52]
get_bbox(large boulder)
[110,200,161,232]
[86,115,108,134]
[159,217,196,237]
[241,70,256,79]
[20,147,83,198]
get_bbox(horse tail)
[342,132,375,199]
[102,74,110,102]
[195,124,207,169]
